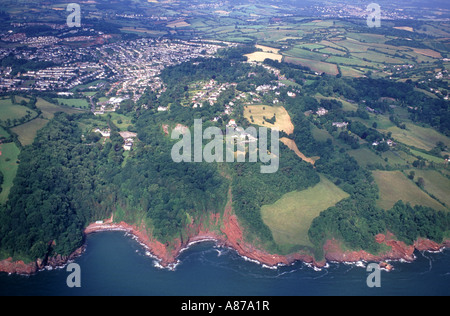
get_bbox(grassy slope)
[373,170,448,212]
[411,169,450,208]
[261,175,349,251]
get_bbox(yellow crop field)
[244,105,294,135]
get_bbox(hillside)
[0,0,449,273]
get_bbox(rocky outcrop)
[0,244,86,275]
[323,232,417,264]
[0,258,38,275]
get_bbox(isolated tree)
[417,177,425,189]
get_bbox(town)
[0,31,234,100]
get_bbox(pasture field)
[383,123,450,152]
[372,170,448,212]
[0,98,38,126]
[283,47,328,61]
[108,113,133,131]
[56,98,90,109]
[409,149,446,164]
[348,147,389,168]
[0,126,9,139]
[36,98,84,120]
[261,175,349,250]
[339,66,366,78]
[411,170,450,208]
[311,125,333,143]
[283,56,339,75]
[244,105,295,135]
[9,98,86,146]
[319,47,347,56]
[0,142,20,204]
[314,94,358,112]
[11,118,48,147]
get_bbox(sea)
[0,231,449,296]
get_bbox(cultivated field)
[244,105,295,135]
[261,175,349,250]
[245,44,283,62]
[192,18,447,79]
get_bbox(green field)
[56,98,90,109]
[348,147,388,167]
[284,56,339,75]
[108,113,134,131]
[383,123,450,152]
[9,98,85,146]
[261,175,349,251]
[0,142,20,204]
[411,170,450,208]
[311,125,333,143]
[348,147,416,168]
[315,94,358,112]
[36,98,84,120]
[11,118,49,146]
[373,170,448,212]
[0,98,38,126]
[0,126,9,139]
[409,149,446,164]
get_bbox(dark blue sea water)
[0,231,449,296]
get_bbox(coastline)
[1,210,449,275]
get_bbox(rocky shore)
[1,206,449,275]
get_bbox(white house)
[94,128,111,137]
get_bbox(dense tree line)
[0,114,114,261]
[115,111,229,242]
[0,110,230,260]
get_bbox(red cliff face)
[219,195,322,268]
[414,238,442,252]
[0,258,37,275]
[323,232,417,264]
[1,211,449,275]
